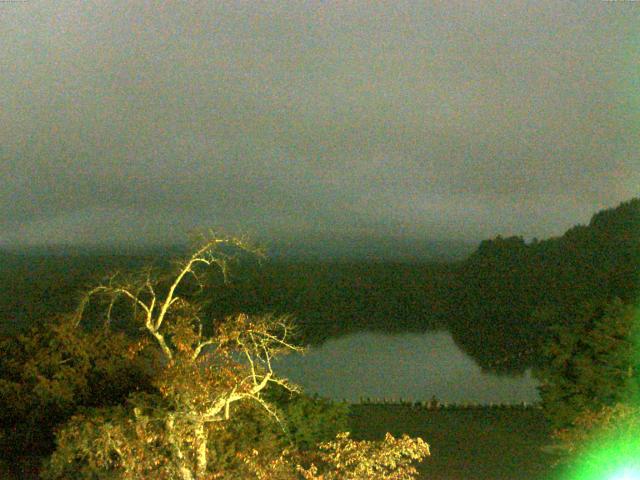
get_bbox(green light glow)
[561,429,640,480]
[559,303,640,480]
[610,467,640,480]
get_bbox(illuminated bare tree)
[63,234,303,480]
[45,233,431,480]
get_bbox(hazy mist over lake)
[274,331,540,404]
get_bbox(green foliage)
[43,392,225,480]
[239,432,430,480]
[555,403,640,457]
[206,400,287,473]
[42,386,352,478]
[0,314,153,459]
[534,298,640,430]
[298,431,430,480]
[277,392,350,451]
[43,405,142,480]
[208,387,351,467]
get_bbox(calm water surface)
[274,331,540,404]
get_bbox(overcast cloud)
[1,1,638,248]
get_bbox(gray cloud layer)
[1,1,638,247]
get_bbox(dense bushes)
[535,298,640,430]
[533,297,640,477]
[0,314,154,461]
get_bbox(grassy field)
[350,404,556,480]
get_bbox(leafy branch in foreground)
[241,432,430,480]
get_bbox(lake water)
[273,331,540,404]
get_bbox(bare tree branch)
[70,233,303,479]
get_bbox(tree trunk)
[166,414,195,480]
[194,422,209,479]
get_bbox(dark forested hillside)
[0,250,171,335]
[0,249,451,340]
[199,260,453,344]
[445,198,640,372]
[1,198,638,374]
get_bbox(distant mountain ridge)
[266,236,476,262]
[1,198,637,264]
[1,237,475,263]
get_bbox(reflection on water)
[274,331,540,404]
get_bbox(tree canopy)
[535,297,640,430]
[2,233,430,480]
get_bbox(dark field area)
[2,405,555,480]
[350,405,555,480]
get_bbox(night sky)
[1,1,638,249]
